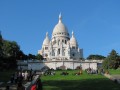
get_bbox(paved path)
[112,75,120,83]
[0,82,3,86]
[104,74,120,84]
[0,84,17,90]
[112,75,120,79]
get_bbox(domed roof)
[43,32,50,45]
[52,13,69,37]
[70,31,77,45]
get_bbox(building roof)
[70,31,77,46]
[43,32,50,45]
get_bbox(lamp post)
[89,62,90,68]
[80,60,82,69]
[73,62,74,70]
[55,62,57,70]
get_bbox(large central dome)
[52,14,69,38]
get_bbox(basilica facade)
[38,14,83,60]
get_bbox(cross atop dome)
[59,12,62,23]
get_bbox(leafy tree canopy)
[2,40,20,57]
[102,49,120,69]
[28,53,36,60]
[87,54,106,60]
[36,54,43,60]
[0,32,26,70]
[0,31,3,58]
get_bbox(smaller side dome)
[43,32,50,45]
[70,31,77,46]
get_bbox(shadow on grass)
[43,78,120,90]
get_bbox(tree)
[87,54,106,60]
[0,33,27,70]
[2,40,20,57]
[16,50,27,60]
[102,49,119,69]
[28,53,36,60]
[36,54,43,60]
[0,31,3,58]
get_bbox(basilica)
[17,14,101,71]
[38,14,83,60]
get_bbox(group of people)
[30,78,43,90]
[85,68,99,74]
[74,69,82,75]
[10,69,36,84]
[5,69,39,90]
[60,71,69,75]
[43,69,55,76]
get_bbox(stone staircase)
[0,75,40,90]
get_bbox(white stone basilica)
[38,14,83,60]
[17,14,102,71]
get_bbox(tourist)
[30,72,34,81]
[5,85,9,90]
[96,69,98,74]
[14,72,18,84]
[27,71,30,81]
[17,82,25,90]
[30,69,33,75]
[24,71,28,80]
[10,74,14,83]
[31,84,37,90]
[18,72,23,83]
[22,71,25,78]
[36,79,43,90]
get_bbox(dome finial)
[72,31,74,37]
[59,12,62,23]
[46,32,48,37]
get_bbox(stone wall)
[18,60,101,70]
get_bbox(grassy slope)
[109,69,120,75]
[41,70,120,90]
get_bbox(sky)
[0,0,120,58]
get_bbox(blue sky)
[0,0,120,58]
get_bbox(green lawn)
[109,69,120,75]
[41,70,120,90]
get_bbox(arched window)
[58,49,60,55]
[72,53,75,56]
[45,47,48,50]
[65,40,67,44]
[58,40,60,45]
[72,46,75,49]
[63,49,65,56]
[53,50,55,56]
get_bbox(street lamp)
[80,60,82,69]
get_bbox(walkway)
[104,74,120,84]
[112,75,120,83]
